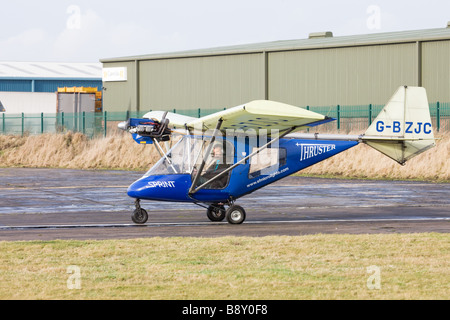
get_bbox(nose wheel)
[132,199,148,224]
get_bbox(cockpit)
[144,135,235,189]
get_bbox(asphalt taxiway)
[0,168,448,241]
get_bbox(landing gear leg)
[132,199,148,224]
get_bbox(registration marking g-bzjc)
[375,121,432,134]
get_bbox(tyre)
[131,208,148,224]
[225,205,246,224]
[206,204,226,222]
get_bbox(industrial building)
[0,62,102,114]
[0,62,102,93]
[100,23,450,115]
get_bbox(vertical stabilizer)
[362,86,435,165]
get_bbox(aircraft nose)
[127,180,147,199]
[126,175,191,202]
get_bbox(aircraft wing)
[142,100,333,134]
[186,100,333,133]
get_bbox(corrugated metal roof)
[0,62,102,79]
[101,27,450,62]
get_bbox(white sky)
[1,0,450,62]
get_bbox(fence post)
[21,113,24,136]
[436,101,440,132]
[368,104,373,126]
[198,108,201,118]
[306,106,310,132]
[82,111,86,135]
[336,105,340,131]
[41,112,44,134]
[2,113,5,134]
[104,111,107,137]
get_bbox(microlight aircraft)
[118,86,435,225]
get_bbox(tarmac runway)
[0,168,449,241]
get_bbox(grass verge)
[0,234,448,300]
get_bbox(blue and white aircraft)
[118,86,435,225]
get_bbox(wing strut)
[189,126,296,195]
[153,138,179,174]
[188,118,224,195]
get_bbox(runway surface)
[0,168,449,241]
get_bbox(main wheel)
[206,204,226,222]
[131,208,148,224]
[225,205,246,224]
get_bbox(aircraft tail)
[361,86,436,165]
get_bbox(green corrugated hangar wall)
[100,26,450,114]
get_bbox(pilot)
[204,143,225,173]
[199,143,229,188]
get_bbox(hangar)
[100,24,450,116]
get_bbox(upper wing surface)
[187,100,331,133]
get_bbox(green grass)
[0,234,449,300]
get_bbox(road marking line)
[1,217,448,230]
[0,186,128,190]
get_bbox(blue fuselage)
[127,138,358,203]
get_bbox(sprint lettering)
[147,181,175,188]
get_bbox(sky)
[1,0,450,63]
